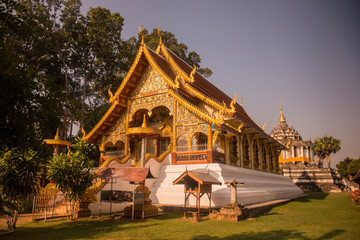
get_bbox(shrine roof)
[97,167,154,182]
[173,171,222,185]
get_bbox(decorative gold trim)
[126,126,162,136]
[188,65,196,83]
[110,46,144,102]
[143,46,180,89]
[84,101,122,142]
[168,89,223,125]
[262,122,267,131]
[159,44,236,115]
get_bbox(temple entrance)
[127,106,172,166]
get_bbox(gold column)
[172,100,177,152]
[125,99,131,155]
[208,124,212,150]
[239,134,243,168]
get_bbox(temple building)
[270,103,314,165]
[84,29,303,213]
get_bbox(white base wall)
[149,164,304,207]
[88,157,303,214]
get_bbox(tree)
[313,134,341,168]
[47,137,95,219]
[0,148,42,231]
[337,157,360,180]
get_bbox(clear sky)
[81,0,360,168]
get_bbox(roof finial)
[189,65,196,83]
[241,97,244,106]
[262,122,267,131]
[229,93,237,114]
[157,25,162,45]
[139,24,144,45]
[279,101,285,121]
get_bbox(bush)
[348,189,360,207]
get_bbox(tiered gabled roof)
[84,38,284,149]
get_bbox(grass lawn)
[1,192,359,240]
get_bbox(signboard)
[101,190,132,203]
[134,192,144,205]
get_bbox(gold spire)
[157,25,162,45]
[141,114,148,128]
[139,24,144,45]
[54,128,60,140]
[279,102,285,121]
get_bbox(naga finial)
[238,122,244,133]
[189,65,196,83]
[229,93,237,113]
[286,140,291,148]
[262,122,267,131]
[108,87,114,102]
[241,97,244,106]
[157,25,162,45]
[174,72,180,88]
[139,24,144,45]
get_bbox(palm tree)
[313,134,341,168]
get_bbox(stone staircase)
[280,162,355,192]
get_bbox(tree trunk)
[326,155,331,169]
[61,55,69,140]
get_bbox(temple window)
[262,145,267,167]
[177,134,188,152]
[191,132,208,151]
[159,137,171,155]
[294,146,297,157]
[104,141,125,157]
[214,135,225,154]
[231,136,238,157]
[253,140,259,168]
[243,136,249,164]
[146,138,156,155]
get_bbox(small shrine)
[43,128,71,155]
[173,170,221,221]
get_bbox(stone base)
[124,204,158,218]
[210,203,248,222]
[78,201,91,217]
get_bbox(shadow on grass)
[191,229,345,240]
[293,192,329,203]
[0,217,159,240]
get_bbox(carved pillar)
[249,136,254,170]
[225,136,230,165]
[208,124,213,151]
[172,99,177,152]
[237,135,241,167]
[125,99,131,155]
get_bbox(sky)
[81,0,360,168]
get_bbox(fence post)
[32,195,36,221]
[51,194,55,218]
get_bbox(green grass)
[1,193,359,240]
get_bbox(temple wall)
[150,163,304,208]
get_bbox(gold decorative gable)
[176,102,203,124]
[130,66,168,98]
